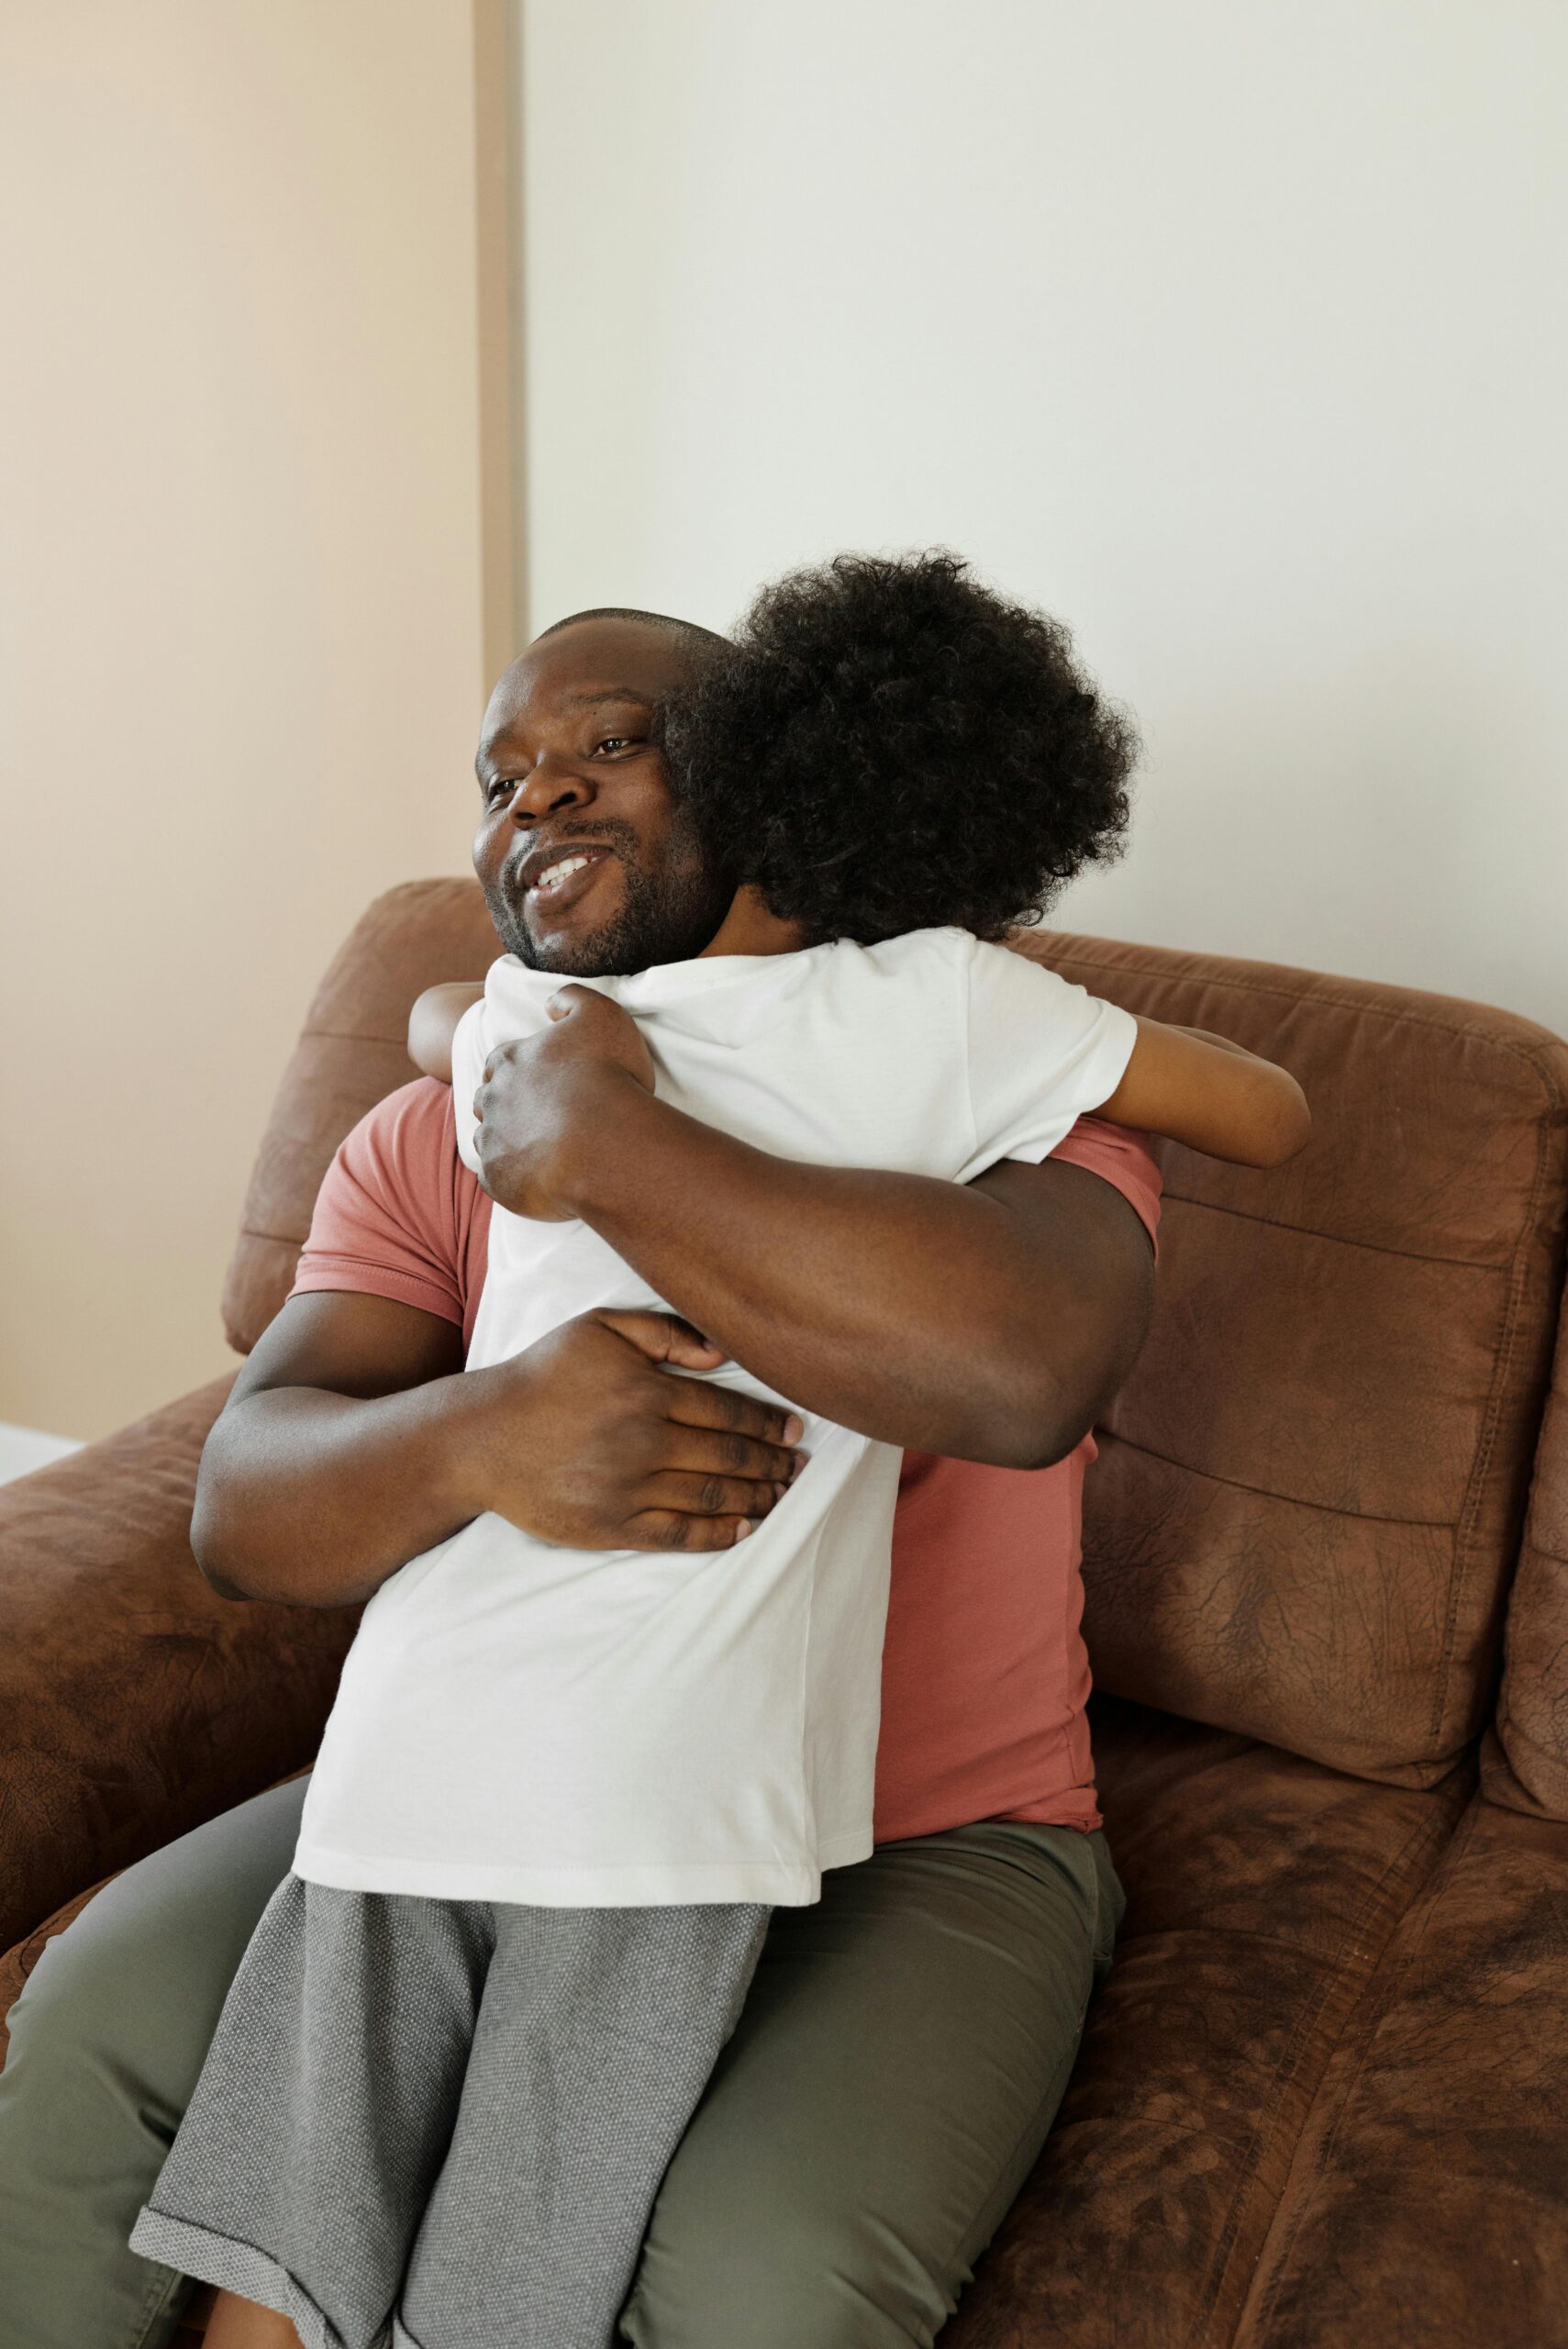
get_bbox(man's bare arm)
[545,1091,1153,1467]
[193,1291,805,1606]
[470,993,1154,1470]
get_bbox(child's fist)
[472,986,656,1219]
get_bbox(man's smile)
[507,840,619,927]
[531,850,601,896]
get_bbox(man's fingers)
[626,1509,755,1553]
[589,1315,806,1452]
[643,1470,788,1521]
[595,1308,726,1372]
[659,1374,804,1452]
[658,1425,802,1486]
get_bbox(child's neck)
[699,885,812,960]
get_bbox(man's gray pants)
[0,1775,1123,2348]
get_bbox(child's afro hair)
[662,551,1137,947]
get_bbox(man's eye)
[484,778,516,807]
[595,735,642,755]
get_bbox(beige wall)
[516,0,1568,1036]
[9,5,1563,1439]
[1,5,503,1439]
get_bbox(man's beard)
[481,813,737,979]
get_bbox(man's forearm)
[555,1088,1154,1465]
[194,1290,808,1604]
[193,1376,484,1607]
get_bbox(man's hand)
[194,1290,805,1606]
[462,1307,804,1552]
[474,984,654,1219]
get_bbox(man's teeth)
[532,852,595,895]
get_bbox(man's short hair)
[536,607,728,658]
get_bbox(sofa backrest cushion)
[222,879,496,1353]
[1011,930,1568,1786]
[1483,1284,1568,1818]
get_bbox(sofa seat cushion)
[1231,1796,1568,2349]
[0,1382,357,1950]
[946,1696,1473,2349]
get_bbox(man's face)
[473,618,734,977]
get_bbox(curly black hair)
[662,551,1137,947]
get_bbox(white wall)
[1,5,495,1439]
[516,0,1568,1035]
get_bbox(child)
[132,554,1308,2349]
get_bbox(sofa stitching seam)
[1495,1693,1568,1767]
[1429,1108,1560,1744]
[1158,1189,1521,1274]
[1232,1793,1483,2346]
[1098,1428,1458,1531]
[1184,1958,1344,2346]
[1188,1786,1469,2348]
[1173,1791,1452,2349]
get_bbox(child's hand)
[408,982,484,1085]
[473,985,656,1219]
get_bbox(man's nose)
[508,755,593,821]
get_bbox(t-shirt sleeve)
[451,999,487,1178]
[960,937,1139,1180]
[288,1077,472,1330]
[1051,1114,1162,1255]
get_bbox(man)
[0,610,1158,2349]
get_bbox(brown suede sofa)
[4,878,1568,2348]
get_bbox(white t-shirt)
[293,929,1137,1908]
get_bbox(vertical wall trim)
[472,0,519,689]
[503,0,530,656]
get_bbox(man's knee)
[623,2175,950,2349]
[2,1882,195,2152]
[0,1891,198,2349]
[6,1876,166,2080]
[619,1822,1114,2349]
[2,1777,306,2120]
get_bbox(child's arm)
[1095,1018,1311,1168]
[408,982,484,1085]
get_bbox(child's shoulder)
[853,926,1062,998]
[851,925,975,979]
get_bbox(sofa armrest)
[0,1378,357,1948]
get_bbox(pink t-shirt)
[291,1080,1160,1842]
